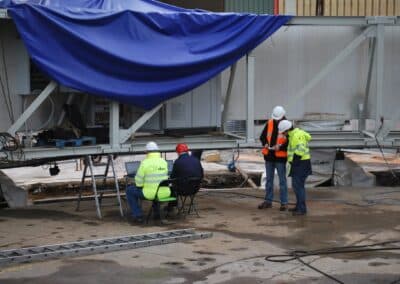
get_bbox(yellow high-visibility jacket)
[135,152,170,200]
[287,128,312,162]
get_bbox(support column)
[361,37,376,131]
[222,63,237,130]
[109,101,120,148]
[246,53,255,143]
[375,24,385,132]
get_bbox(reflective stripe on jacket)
[135,152,170,200]
[261,119,288,158]
[287,128,312,162]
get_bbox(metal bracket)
[0,9,8,19]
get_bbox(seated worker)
[125,141,170,223]
[166,143,204,211]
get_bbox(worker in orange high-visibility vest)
[258,106,289,211]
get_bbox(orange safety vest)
[261,119,287,158]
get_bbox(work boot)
[128,216,144,225]
[258,201,272,209]
[288,207,298,212]
[279,205,288,211]
[292,211,306,216]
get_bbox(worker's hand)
[273,144,280,151]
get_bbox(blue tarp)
[4,0,291,110]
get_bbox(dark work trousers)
[290,159,312,213]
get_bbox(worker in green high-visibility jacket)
[278,120,312,216]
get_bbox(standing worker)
[125,141,170,224]
[278,120,312,216]
[258,106,289,211]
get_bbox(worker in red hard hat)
[166,143,204,213]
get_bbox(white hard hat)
[146,141,159,152]
[278,120,293,133]
[271,106,286,120]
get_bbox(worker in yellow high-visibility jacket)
[126,141,170,223]
[278,120,312,216]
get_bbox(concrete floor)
[0,187,399,283]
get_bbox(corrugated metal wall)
[297,0,400,16]
[224,0,274,14]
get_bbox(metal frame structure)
[241,16,400,147]
[0,13,399,166]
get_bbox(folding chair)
[176,177,202,217]
[146,179,177,224]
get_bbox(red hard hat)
[176,143,189,154]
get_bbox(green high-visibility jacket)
[287,128,312,162]
[135,152,170,200]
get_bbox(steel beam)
[222,63,237,130]
[119,103,163,144]
[361,37,376,131]
[246,53,255,143]
[375,24,385,132]
[109,101,119,148]
[288,26,375,108]
[8,81,57,135]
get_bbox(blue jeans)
[126,185,145,218]
[265,161,288,205]
[291,170,308,213]
[126,185,160,218]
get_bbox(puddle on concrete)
[0,259,175,284]
[0,209,81,221]
[229,247,248,251]
[368,261,389,266]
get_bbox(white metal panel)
[165,90,192,128]
[0,22,30,131]
[224,26,399,123]
[165,75,221,129]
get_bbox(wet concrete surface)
[0,187,399,283]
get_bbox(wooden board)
[380,0,388,15]
[310,0,317,15]
[338,0,345,15]
[373,0,381,15]
[352,0,359,15]
[297,0,304,15]
[387,0,395,15]
[366,0,373,16]
[324,0,331,15]
[279,0,285,14]
[396,0,400,15]
[358,0,366,15]
[331,0,338,15]
[304,0,311,16]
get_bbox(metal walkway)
[0,229,212,266]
